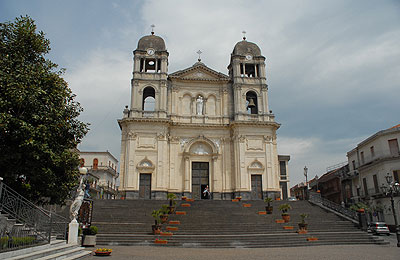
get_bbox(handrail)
[309,191,358,222]
[0,179,68,252]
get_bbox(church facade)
[118,32,289,200]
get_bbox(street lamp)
[304,166,308,200]
[380,172,400,247]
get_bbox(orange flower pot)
[258,211,267,215]
[243,204,251,207]
[307,237,318,241]
[166,226,178,231]
[232,199,239,202]
[154,239,168,244]
[176,211,186,215]
[169,220,180,225]
[275,219,285,223]
[283,226,294,230]
[181,203,191,207]
[160,232,173,236]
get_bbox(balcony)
[88,165,118,176]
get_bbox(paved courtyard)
[85,244,399,260]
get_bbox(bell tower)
[228,35,270,121]
[129,29,169,118]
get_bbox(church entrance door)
[251,175,262,200]
[192,162,209,200]
[139,174,151,199]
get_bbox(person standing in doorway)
[203,185,210,199]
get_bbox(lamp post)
[380,172,400,247]
[304,166,308,200]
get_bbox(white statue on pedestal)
[196,96,204,115]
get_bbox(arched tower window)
[93,158,98,170]
[246,91,258,114]
[142,87,155,111]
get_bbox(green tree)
[0,16,89,204]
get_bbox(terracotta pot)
[298,223,308,230]
[152,224,161,235]
[95,251,111,256]
[282,214,290,223]
[160,214,168,224]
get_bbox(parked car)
[288,197,297,201]
[368,222,390,235]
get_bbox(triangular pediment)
[169,62,229,82]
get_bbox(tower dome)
[232,40,261,56]
[137,34,166,52]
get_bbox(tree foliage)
[0,16,89,204]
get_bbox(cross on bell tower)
[151,24,155,35]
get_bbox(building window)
[363,178,368,196]
[246,91,258,114]
[93,158,98,170]
[352,160,356,170]
[388,139,399,156]
[360,151,365,165]
[370,146,375,158]
[373,174,379,194]
[142,87,155,111]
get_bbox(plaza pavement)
[84,244,399,260]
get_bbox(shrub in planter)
[264,198,273,214]
[298,213,308,231]
[82,225,98,247]
[167,193,177,214]
[279,203,292,222]
[151,210,162,234]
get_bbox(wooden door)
[251,175,262,200]
[139,174,151,199]
[192,162,209,200]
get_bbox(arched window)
[246,91,258,114]
[142,87,155,111]
[93,158,98,170]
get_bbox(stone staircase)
[92,199,388,248]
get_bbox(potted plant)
[82,225,98,247]
[151,210,162,234]
[298,213,308,231]
[167,193,177,214]
[94,248,112,256]
[264,198,273,214]
[160,204,169,224]
[279,203,292,222]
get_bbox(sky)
[1,0,400,187]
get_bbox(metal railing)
[0,179,68,252]
[309,191,358,222]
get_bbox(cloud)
[64,48,132,155]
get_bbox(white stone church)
[118,31,290,200]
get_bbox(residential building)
[78,151,119,199]
[278,155,290,200]
[347,124,400,228]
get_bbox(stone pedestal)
[68,219,79,244]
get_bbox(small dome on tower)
[137,34,166,52]
[232,40,261,56]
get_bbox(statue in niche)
[196,96,204,115]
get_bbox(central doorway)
[139,173,151,199]
[192,162,209,200]
[251,175,262,200]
